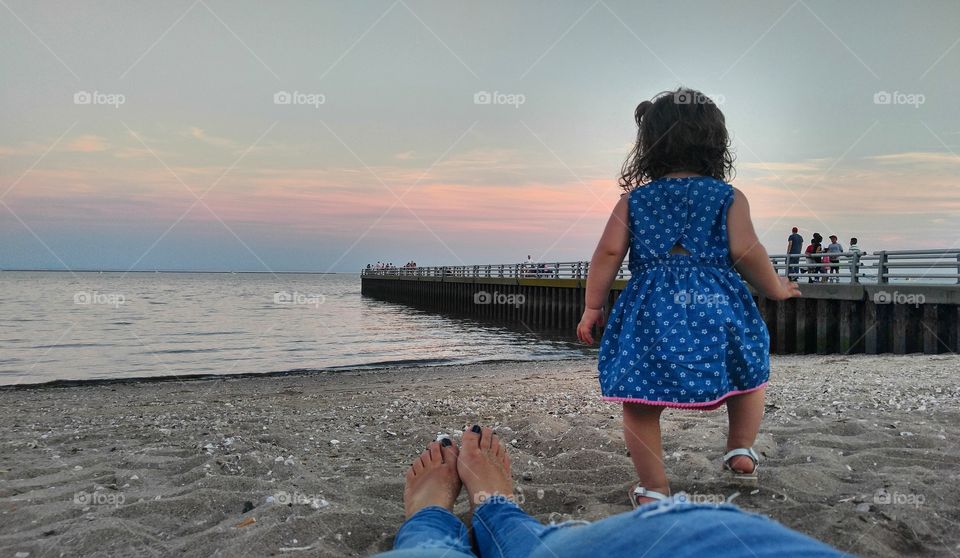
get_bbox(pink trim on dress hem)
[602,382,768,411]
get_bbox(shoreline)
[0,356,588,390]
[1,354,957,557]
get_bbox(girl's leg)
[725,386,766,473]
[622,403,669,501]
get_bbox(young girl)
[576,89,799,506]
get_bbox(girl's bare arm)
[585,196,630,308]
[727,188,799,300]
[577,196,630,344]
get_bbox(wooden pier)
[361,252,960,355]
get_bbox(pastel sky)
[1,0,958,272]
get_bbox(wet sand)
[1,354,957,557]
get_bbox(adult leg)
[373,441,476,558]
[460,425,550,558]
[623,402,670,501]
[528,499,850,558]
[725,386,765,473]
[378,508,475,558]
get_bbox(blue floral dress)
[598,177,769,409]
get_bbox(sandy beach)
[1,354,958,557]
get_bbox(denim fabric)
[374,496,849,558]
[530,495,850,558]
[471,499,552,558]
[376,505,475,558]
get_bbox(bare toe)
[426,441,441,464]
[440,438,459,464]
[481,427,495,450]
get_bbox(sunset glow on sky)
[2,1,958,271]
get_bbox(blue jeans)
[374,495,849,558]
[788,254,801,279]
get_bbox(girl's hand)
[768,277,801,301]
[577,307,605,344]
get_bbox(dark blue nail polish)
[471,425,481,433]
[441,438,452,447]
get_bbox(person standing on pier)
[576,88,799,507]
[826,235,844,282]
[787,227,803,280]
[849,237,861,255]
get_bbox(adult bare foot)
[403,439,461,518]
[457,425,513,509]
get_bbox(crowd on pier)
[786,227,862,283]
[367,261,417,271]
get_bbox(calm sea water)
[0,272,590,386]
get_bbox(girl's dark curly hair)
[619,88,735,192]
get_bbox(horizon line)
[0,269,350,274]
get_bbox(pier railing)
[363,249,960,284]
[364,261,605,280]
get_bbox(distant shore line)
[0,269,351,274]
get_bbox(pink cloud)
[5,146,959,257]
[64,135,108,153]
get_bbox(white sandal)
[630,483,670,508]
[723,448,760,486]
